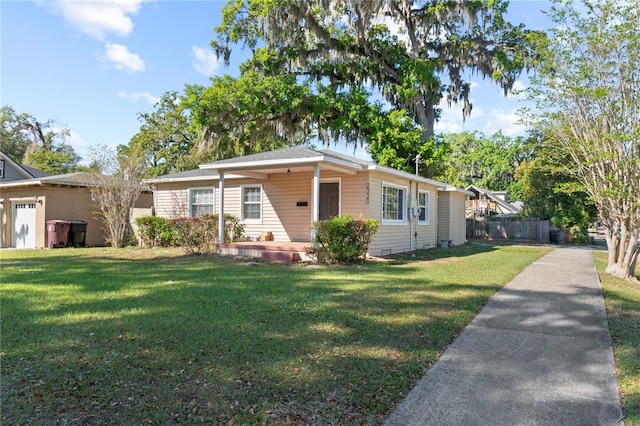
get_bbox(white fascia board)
[444,187,475,196]
[199,155,326,171]
[367,164,450,188]
[0,180,43,188]
[143,173,247,184]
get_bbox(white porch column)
[312,164,320,238]
[218,171,225,244]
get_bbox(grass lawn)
[2,244,550,425]
[594,251,640,425]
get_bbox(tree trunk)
[604,225,640,282]
[414,98,435,141]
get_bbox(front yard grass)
[2,244,549,425]
[594,251,640,425]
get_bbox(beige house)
[145,147,470,257]
[0,152,153,248]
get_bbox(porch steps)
[261,251,300,263]
[218,241,313,262]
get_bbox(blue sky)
[1,1,552,163]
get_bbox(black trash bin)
[47,220,71,248]
[68,220,88,247]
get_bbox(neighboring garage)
[0,172,153,249]
[12,202,37,249]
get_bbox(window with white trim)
[242,185,262,222]
[189,187,214,217]
[418,191,429,224]
[0,159,5,178]
[382,183,406,224]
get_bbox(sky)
[1,0,553,163]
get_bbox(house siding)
[367,171,438,256]
[448,191,468,246]
[154,171,374,243]
[1,162,28,182]
[437,191,468,246]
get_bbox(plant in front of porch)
[313,215,379,264]
[135,214,245,254]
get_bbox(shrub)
[135,216,173,247]
[201,214,245,244]
[135,214,245,254]
[170,214,246,255]
[313,215,379,263]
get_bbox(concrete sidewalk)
[384,247,624,426]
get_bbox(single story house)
[144,146,471,258]
[465,184,522,218]
[0,151,153,248]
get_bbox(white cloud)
[49,0,148,41]
[118,91,160,105]
[481,109,527,136]
[435,98,485,134]
[99,43,145,73]
[192,46,221,76]
[507,80,527,99]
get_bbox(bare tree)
[84,145,147,248]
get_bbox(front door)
[319,182,340,220]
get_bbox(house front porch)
[218,241,315,262]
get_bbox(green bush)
[135,214,245,254]
[313,215,380,263]
[170,214,246,255]
[135,216,173,247]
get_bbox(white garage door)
[13,203,37,249]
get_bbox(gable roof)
[0,151,52,181]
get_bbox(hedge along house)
[0,157,153,249]
[145,147,471,259]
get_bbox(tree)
[525,0,639,280]
[23,143,80,175]
[515,155,597,242]
[126,91,198,178]
[182,71,410,161]
[0,105,81,174]
[84,145,147,248]
[212,0,540,150]
[433,131,529,194]
[0,105,30,161]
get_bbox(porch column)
[218,171,225,245]
[312,164,320,237]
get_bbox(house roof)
[466,184,521,215]
[21,164,52,178]
[146,146,472,195]
[0,171,93,188]
[0,171,152,192]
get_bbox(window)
[189,187,214,217]
[418,191,429,224]
[0,159,4,178]
[242,186,262,222]
[382,184,406,224]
